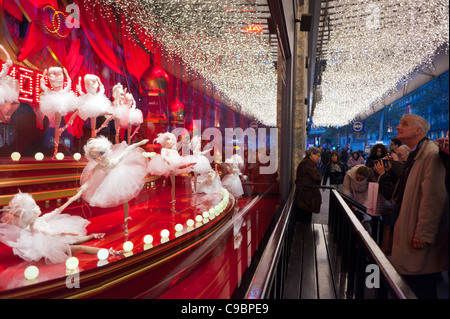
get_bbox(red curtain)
[75,0,125,76]
[75,0,154,89]
[121,17,152,91]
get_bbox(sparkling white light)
[90,0,278,126]
[313,0,449,127]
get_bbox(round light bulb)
[203,211,210,218]
[174,224,183,232]
[11,152,21,161]
[97,248,109,261]
[73,153,82,161]
[143,234,153,244]
[160,229,170,239]
[123,241,134,252]
[24,266,39,280]
[195,215,203,222]
[34,152,44,161]
[55,152,64,160]
[186,219,194,227]
[65,257,79,270]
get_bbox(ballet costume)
[39,87,78,120]
[221,166,244,198]
[0,210,90,264]
[77,91,112,120]
[147,148,194,177]
[187,150,211,175]
[0,59,19,105]
[112,102,130,128]
[80,142,147,207]
[196,170,222,194]
[128,105,143,127]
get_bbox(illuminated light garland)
[18,67,34,103]
[313,0,449,127]
[89,0,278,127]
[4,65,73,105]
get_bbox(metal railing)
[244,187,295,299]
[243,185,416,299]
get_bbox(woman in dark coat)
[322,150,346,192]
[295,147,322,223]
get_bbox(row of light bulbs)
[10,152,82,161]
[23,188,231,282]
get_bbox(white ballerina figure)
[147,132,196,205]
[75,74,113,138]
[39,66,77,158]
[221,154,246,199]
[0,192,115,264]
[97,83,129,144]
[186,135,212,193]
[124,92,143,144]
[196,166,222,195]
[76,136,148,237]
[0,44,19,123]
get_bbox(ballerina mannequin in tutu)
[76,136,148,237]
[75,74,113,138]
[39,66,77,158]
[147,132,196,205]
[96,83,130,144]
[186,136,212,194]
[124,92,143,144]
[196,165,223,195]
[0,44,19,123]
[0,192,118,264]
[221,154,247,199]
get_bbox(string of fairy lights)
[88,0,278,127]
[313,0,449,127]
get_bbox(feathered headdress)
[1,192,39,228]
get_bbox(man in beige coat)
[392,114,448,298]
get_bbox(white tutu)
[147,149,194,177]
[0,210,90,264]
[222,173,244,198]
[0,77,19,104]
[128,108,143,125]
[196,172,222,194]
[187,154,211,174]
[77,92,112,120]
[112,104,130,128]
[80,142,147,207]
[39,90,78,116]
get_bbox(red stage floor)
[0,175,279,298]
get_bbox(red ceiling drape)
[75,0,125,76]
[75,0,154,88]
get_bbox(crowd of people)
[294,114,448,299]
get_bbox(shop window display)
[0,0,280,298]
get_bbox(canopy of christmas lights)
[313,0,449,127]
[90,0,278,127]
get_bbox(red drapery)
[75,0,125,76]
[75,0,153,88]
